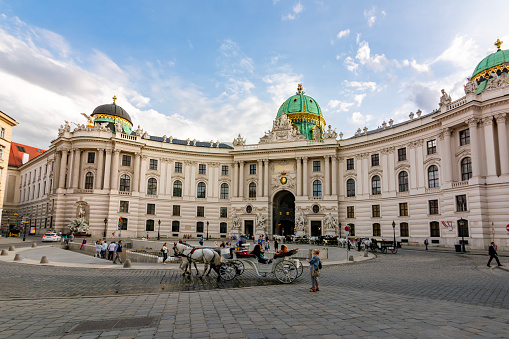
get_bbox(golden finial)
[297,84,303,94]
[495,39,503,50]
[112,95,117,103]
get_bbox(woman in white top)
[162,243,168,264]
[94,241,102,258]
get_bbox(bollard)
[364,252,368,257]
[40,256,49,264]
[32,243,37,248]
[1,249,8,256]
[13,254,22,261]
[348,255,354,261]
[123,259,132,268]
[8,245,15,251]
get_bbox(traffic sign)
[22,218,27,223]
[506,224,509,232]
[344,226,349,232]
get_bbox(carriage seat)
[273,248,299,259]
[235,250,256,258]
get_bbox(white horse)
[173,242,222,279]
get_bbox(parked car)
[42,232,61,242]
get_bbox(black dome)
[91,103,132,124]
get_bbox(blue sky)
[1,0,508,147]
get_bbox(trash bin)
[454,244,462,252]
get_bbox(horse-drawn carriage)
[370,239,398,254]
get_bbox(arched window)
[173,180,182,197]
[197,182,206,198]
[313,180,322,197]
[220,183,229,199]
[398,171,408,192]
[461,157,472,181]
[147,178,157,195]
[119,174,130,192]
[249,182,257,198]
[85,172,94,189]
[172,220,180,232]
[428,165,439,188]
[372,223,381,237]
[346,178,355,197]
[371,175,381,195]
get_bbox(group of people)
[182,234,193,239]
[87,239,123,264]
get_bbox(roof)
[92,103,132,124]
[9,142,46,167]
[148,136,233,149]
[472,49,509,80]
[276,84,323,119]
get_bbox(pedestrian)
[107,241,116,260]
[112,240,123,264]
[69,233,74,242]
[161,242,168,264]
[101,240,108,258]
[487,242,502,267]
[199,236,204,246]
[424,238,429,251]
[307,249,321,292]
[265,238,270,250]
[63,234,68,244]
[94,240,102,257]
[80,238,87,250]
[274,238,279,251]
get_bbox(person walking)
[274,238,279,251]
[80,238,87,250]
[112,240,123,264]
[199,236,204,246]
[69,233,74,242]
[487,242,502,267]
[162,242,168,264]
[107,241,116,260]
[307,249,321,292]
[101,240,108,258]
[94,241,102,258]
[424,238,429,250]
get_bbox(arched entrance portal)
[273,190,295,236]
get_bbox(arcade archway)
[272,190,295,236]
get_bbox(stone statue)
[115,121,124,134]
[58,125,65,135]
[232,212,241,230]
[78,204,86,219]
[256,213,267,233]
[324,213,337,230]
[80,113,95,128]
[233,134,246,146]
[464,77,477,94]
[296,212,306,231]
[135,125,144,136]
[439,89,452,107]
[63,121,71,132]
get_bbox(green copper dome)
[276,85,323,118]
[472,39,509,81]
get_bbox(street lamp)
[206,221,209,240]
[338,222,342,239]
[392,220,396,250]
[157,219,161,240]
[103,218,108,238]
[22,216,28,242]
[458,218,467,253]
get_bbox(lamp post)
[206,221,209,240]
[459,218,466,253]
[157,219,161,240]
[103,218,108,239]
[392,220,396,250]
[6,216,9,237]
[22,216,28,242]
[338,222,342,239]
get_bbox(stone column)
[139,155,148,193]
[409,144,417,190]
[496,113,509,175]
[184,161,191,197]
[324,155,330,196]
[54,152,62,192]
[233,162,238,198]
[441,129,453,182]
[190,161,196,197]
[416,141,425,188]
[132,153,141,192]
[239,161,245,198]
[159,159,166,195]
[387,148,395,192]
[483,116,497,177]
[166,160,173,195]
[96,149,105,190]
[213,163,220,198]
[58,149,68,189]
[338,157,345,196]
[468,118,481,177]
[296,157,302,196]
[381,150,389,192]
[208,163,214,198]
[110,150,120,190]
[264,159,269,197]
[71,148,81,189]
[103,150,112,189]
[302,157,308,196]
[257,160,263,197]
[331,156,338,196]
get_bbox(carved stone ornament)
[231,211,241,230]
[233,134,246,146]
[295,212,307,231]
[259,115,306,144]
[323,213,337,230]
[324,125,338,139]
[464,77,477,95]
[485,72,509,91]
[256,213,267,233]
[439,89,452,107]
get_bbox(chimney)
[22,153,29,164]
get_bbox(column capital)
[141,154,149,160]
[105,149,113,155]
[302,156,308,162]
[495,113,507,124]
[134,151,141,157]
[467,117,480,127]
[239,161,245,166]
[482,116,494,126]
[323,155,331,160]
[113,149,121,154]
[97,148,105,152]
[257,159,263,164]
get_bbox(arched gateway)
[272,190,295,236]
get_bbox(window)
[461,157,472,181]
[347,206,355,218]
[221,165,229,176]
[119,174,131,192]
[87,152,95,163]
[458,219,469,237]
[429,200,439,215]
[220,207,228,218]
[16,145,26,153]
[196,221,204,233]
[250,164,256,175]
[427,140,437,155]
[173,180,182,197]
[313,161,321,172]
[399,202,408,216]
[313,180,322,197]
[149,159,158,170]
[120,201,129,213]
[398,171,409,192]
[119,218,128,230]
[0,127,4,139]
[428,165,439,188]
[172,205,180,216]
[346,179,356,197]
[372,223,381,237]
[371,154,379,167]
[147,178,157,195]
[199,164,206,175]
[400,222,409,237]
[371,175,381,195]
[456,195,468,212]
[147,203,155,215]
[122,155,131,167]
[348,223,355,236]
[220,222,227,233]
[347,158,355,170]
[249,182,257,198]
[197,182,206,198]
[197,206,204,217]
[372,205,380,218]
[220,183,229,199]
[459,129,470,146]
[398,148,407,161]
[85,172,94,189]
[172,220,180,232]
[430,221,440,237]
[175,162,183,173]
[146,220,155,231]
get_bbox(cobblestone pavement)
[0,250,508,338]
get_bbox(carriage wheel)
[219,263,237,281]
[296,261,304,278]
[381,247,387,254]
[391,247,398,254]
[232,260,245,275]
[274,261,297,284]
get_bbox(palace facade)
[6,42,509,249]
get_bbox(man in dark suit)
[487,242,502,267]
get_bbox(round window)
[312,205,320,213]
[246,205,252,214]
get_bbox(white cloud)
[354,93,366,107]
[293,3,303,13]
[431,34,480,70]
[344,56,358,72]
[402,59,430,73]
[344,80,378,92]
[328,100,354,112]
[364,7,386,27]
[263,72,302,104]
[355,40,390,72]
[349,111,373,126]
[282,2,303,21]
[337,29,350,39]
